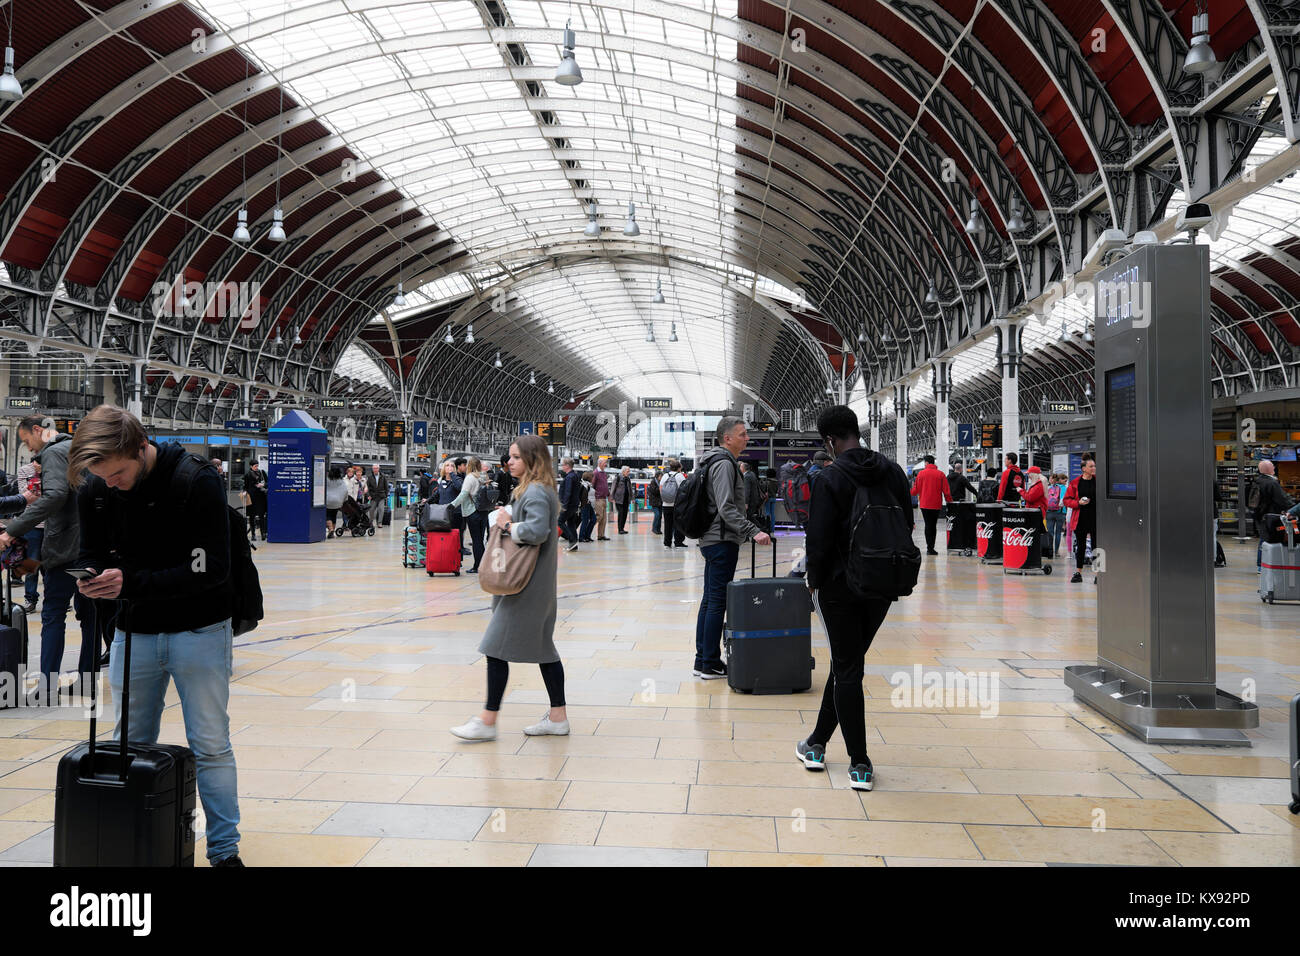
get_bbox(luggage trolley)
[1001,507,1052,576]
[1260,513,1300,605]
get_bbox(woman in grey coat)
[450,434,568,741]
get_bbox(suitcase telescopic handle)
[86,599,131,781]
[750,536,778,578]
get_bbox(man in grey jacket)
[0,417,94,700]
[693,417,771,679]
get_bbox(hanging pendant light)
[925,279,939,304]
[0,45,21,103]
[176,279,192,315]
[529,370,536,386]
[268,206,287,243]
[569,391,576,403]
[857,329,867,343]
[669,322,678,342]
[232,208,251,243]
[444,325,455,345]
[652,278,665,304]
[964,198,985,237]
[555,21,583,86]
[272,329,282,347]
[292,329,302,346]
[1058,320,1068,342]
[644,324,655,343]
[0,1,22,104]
[584,201,600,237]
[464,324,475,344]
[392,281,407,309]
[1006,199,1027,234]
[1184,10,1217,74]
[1083,326,1095,344]
[547,380,554,394]
[623,201,640,237]
[494,351,503,368]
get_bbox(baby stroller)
[334,497,375,537]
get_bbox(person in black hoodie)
[797,405,913,793]
[947,461,977,502]
[69,405,244,867]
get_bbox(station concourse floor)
[1,515,1297,867]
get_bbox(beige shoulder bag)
[479,524,540,595]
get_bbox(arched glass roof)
[192,0,757,407]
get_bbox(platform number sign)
[957,423,974,448]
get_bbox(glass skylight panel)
[337,343,392,388]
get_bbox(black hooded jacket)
[77,441,232,635]
[805,447,913,590]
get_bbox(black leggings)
[485,656,566,712]
[466,511,488,570]
[1075,525,1095,570]
[807,584,891,766]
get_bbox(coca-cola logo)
[976,522,994,539]
[1002,527,1036,549]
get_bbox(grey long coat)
[478,481,561,663]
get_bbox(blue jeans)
[109,618,240,863]
[21,528,41,602]
[695,542,740,670]
[1045,512,1066,558]
[651,505,662,535]
[40,567,94,683]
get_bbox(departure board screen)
[375,420,406,445]
[1105,365,1138,498]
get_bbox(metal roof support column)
[894,384,910,467]
[996,319,1024,467]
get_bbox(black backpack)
[475,476,497,512]
[977,478,999,504]
[174,454,264,636]
[676,455,739,539]
[840,465,921,601]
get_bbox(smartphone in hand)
[65,568,99,581]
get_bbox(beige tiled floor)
[1,520,1297,866]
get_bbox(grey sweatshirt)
[696,446,762,547]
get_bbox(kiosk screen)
[1106,365,1138,498]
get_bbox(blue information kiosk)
[267,410,328,544]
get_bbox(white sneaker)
[523,714,570,736]
[449,716,497,741]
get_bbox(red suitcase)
[425,530,462,577]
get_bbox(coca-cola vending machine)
[1002,508,1051,574]
[975,503,1004,563]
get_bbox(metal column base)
[1064,664,1259,746]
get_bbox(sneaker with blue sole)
[795,738,826,771]
[848,760,874,791]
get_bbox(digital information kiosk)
[1063,243,1259,745]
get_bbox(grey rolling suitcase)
[724,541,813,694]
[1259,514,1300,605]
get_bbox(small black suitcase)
[0,568,28,710]
[724,541,813,694]
[53,606,197,867]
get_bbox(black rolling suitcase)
[1289,693,1299,815]
[724,541,814,694]
[53,607,197,866]
[0,567,28,710]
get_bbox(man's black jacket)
[806,447,914,590]
[77,442,232,635]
